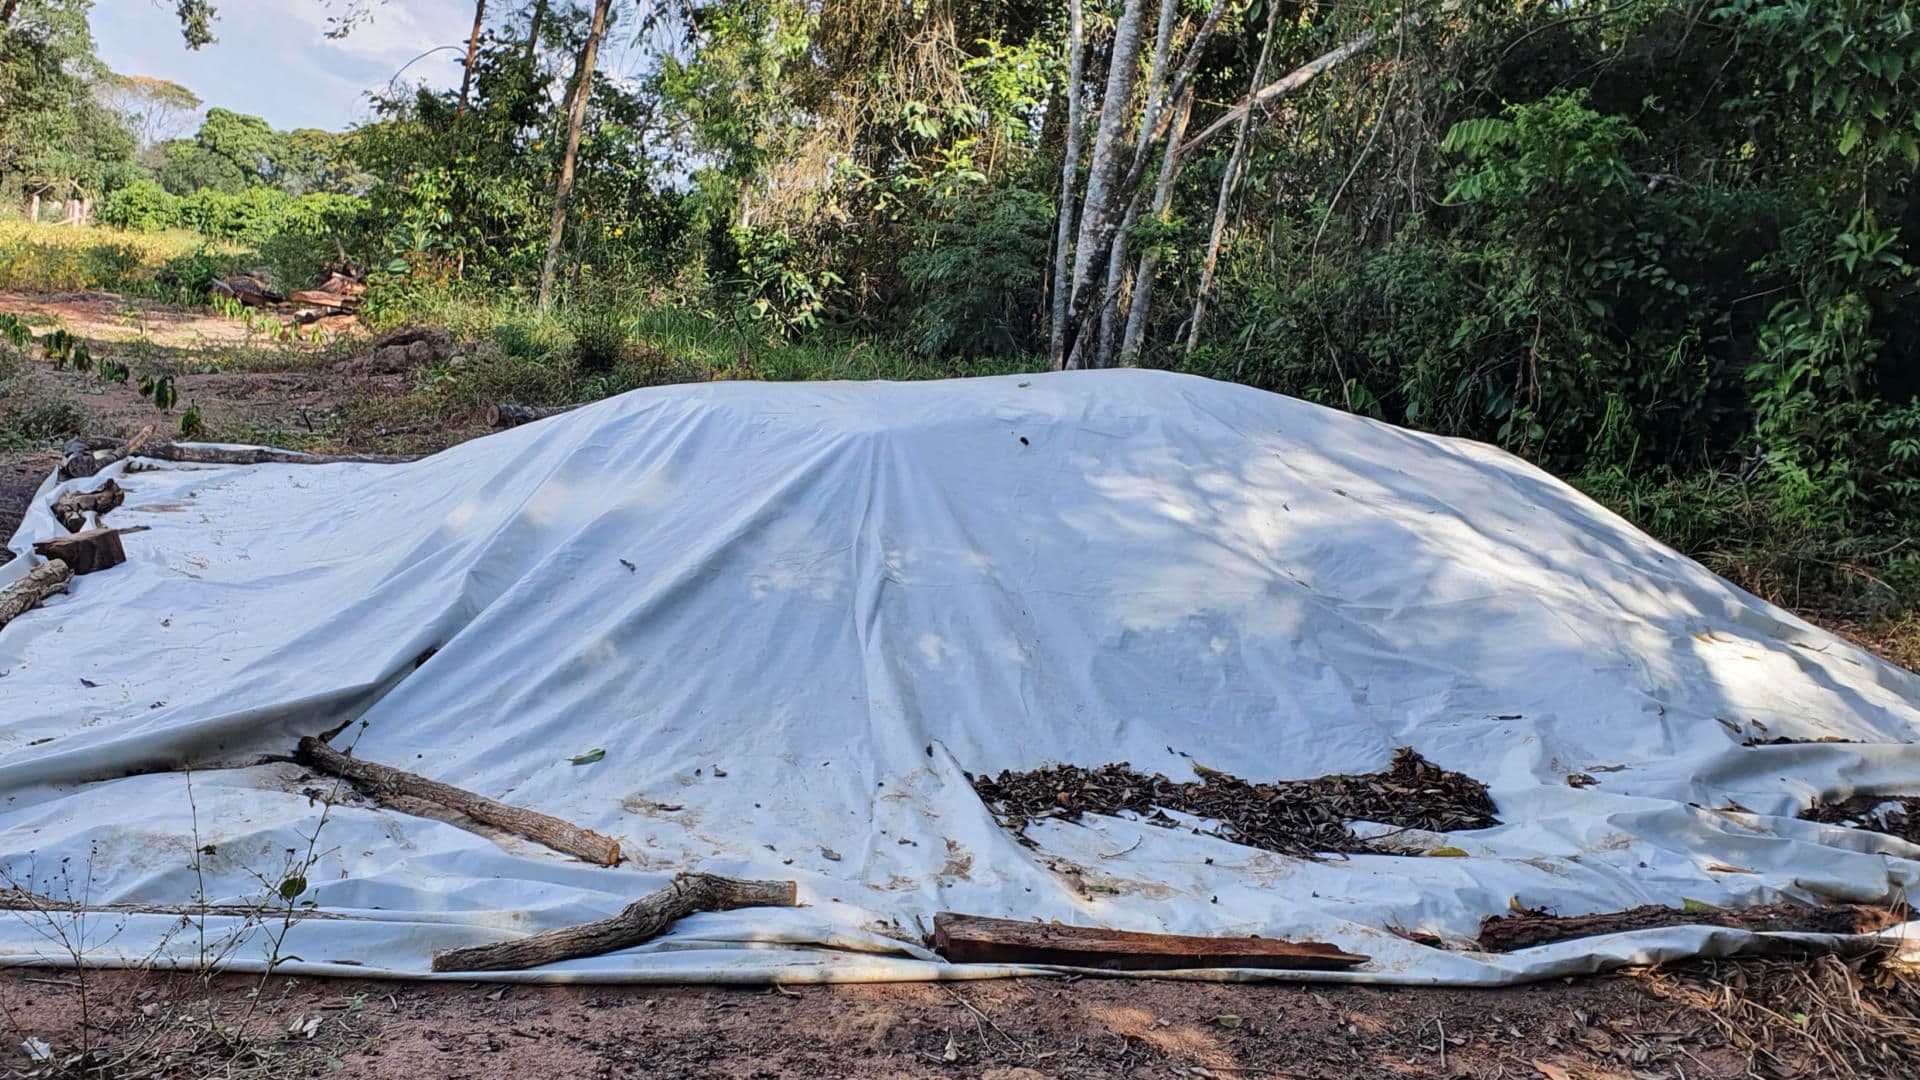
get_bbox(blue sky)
[93,0,476,131]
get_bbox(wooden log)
[62,436,417,472]
[51,479,123,532]
[290,289,362,311]
[134,442,417,467]
[1475,902,1869,953]
[58,435,120,480]
[931,913,1370,972]
[211,276,284,307]
[60,427,154,480]
[431,873,798,972]
[0,560,72,632]
[487,403,581,429]
[296,736,623,867]
[31,528,128,575]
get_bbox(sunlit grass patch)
[0,221,248,296]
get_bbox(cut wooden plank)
[51,479,123,532]
[1476,902,1877,952]
[0,560,72,632]
[296,736,623,867]
[431,873,798,972]
[931,912,1369,971]
[31,528,128,575]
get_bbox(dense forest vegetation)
[2,0,1917,613]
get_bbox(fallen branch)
[51,479,123,532]
[296,736,623,867]
[431,872,798,972]
[0,560,72,632]
[487,403,581,429]
[932,912,1369,971]
[1476,902,1883,952]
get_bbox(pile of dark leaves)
[1800,794,1920,846]
[968,748,1498,859]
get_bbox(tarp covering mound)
[3,370,1919,984]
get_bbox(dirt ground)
[3,291,1919,1079]
[0,959,1896,1080]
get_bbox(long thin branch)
[297,736,623,867]
[431,873,797,972]
[1179,5,1443,158]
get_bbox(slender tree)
[1095,0,1182,365]
[1047,0,1087,369]
[538,0,613,310]
[1118,87,1190,363]
[1058,0,1230,369]
[1060,0,1148,370]
[1188,0,1280,355]
[457,0,488,116]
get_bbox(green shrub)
[568,304,628,374]
[98,180,184,232]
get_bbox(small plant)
[138,373,179,411]
[179,403,205,438]
[568,303,628,375]
[0,312,29,349]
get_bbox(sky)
[92,0,477,132]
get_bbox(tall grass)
[0,221,248,298]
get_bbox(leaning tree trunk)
[537,0,612,311]
[1047,0,1087,370]
[1093,0,1182,367]
[1186,0,1281,357]
[1118,88,1191,364]
[457,0,488,115]
[522,0,548,67]
[1060,0,1149,371]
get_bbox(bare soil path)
[0,961,1881,1080]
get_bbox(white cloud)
[93,0,476,130]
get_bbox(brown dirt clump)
[970,748,1498,859]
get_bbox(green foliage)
[900,182,1051,356]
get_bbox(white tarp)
[2,369,1917,985]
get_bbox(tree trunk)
[431,873,798,972]
[1046,0,1087,370]
[0,0,18,28]
[1054,0,1230,367]
[1118,88,1191,363]
[1061,0,1149,371]
[523,0,548,67]
[1187,0,1281,357]
[457,0,488,116]
[25,192,38,224]
[1092,0,1182,368]
[537,0,611,311]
